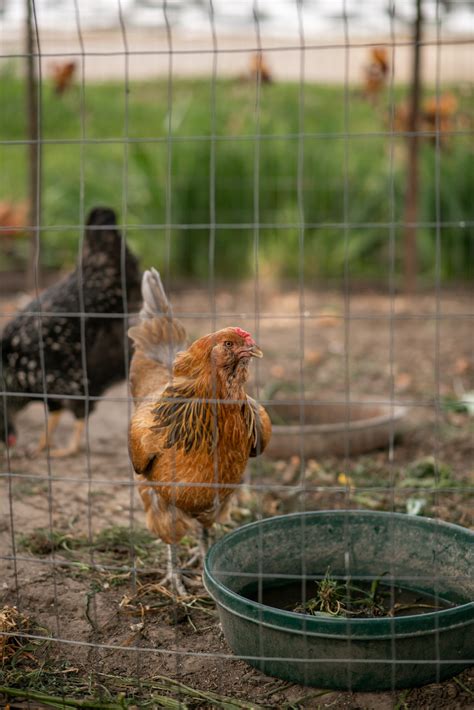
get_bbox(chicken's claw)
[161,544,189,596]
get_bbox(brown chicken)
[128,269,271,593]
[363,47,389,100]
[422,92,458,144]
[0,201,28,236]
[249,52,273,84]
[393,92,459,147]
[50,61,76,96]
[0,201,28,262]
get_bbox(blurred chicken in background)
[50,60,77,96]
[0,201,28,238]
[0,206,141,457]
[363,47,389,101]
[0,201,28,266]
[393,92,459,147]
[422,92,459,143]
[249,52,273,84]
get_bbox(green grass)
[1,63,472,281]
[18,524,158,566]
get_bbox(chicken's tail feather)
[83,205,122,255]
[139,267,171,320]
[86,206,117,227]
[128,268,186,366]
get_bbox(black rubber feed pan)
[265,400,407,458]
[204,511,474,691]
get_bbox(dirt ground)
[1,283,473,709]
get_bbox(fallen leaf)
[462,391,474,416]
[305,349,324,366]
[262,495,280,517]
[270,365,285,379]
[317,315,340,328]
[396,372,412,391]
[406,497,427,516]
[351,493,381,509]
[337,473,354,487]
[282,456,302,485]
[454,357,471,375]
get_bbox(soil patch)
[1,285,473,708]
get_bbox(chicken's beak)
[238,344,263,359]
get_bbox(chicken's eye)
[224,340,233,348]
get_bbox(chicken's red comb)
[232,327,255,344]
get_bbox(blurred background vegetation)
[0,67,472,284]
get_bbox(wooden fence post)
[25,0,41,292]
[403,0,423,293]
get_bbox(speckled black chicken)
[0,207,141,456]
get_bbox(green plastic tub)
[204,511,474,691]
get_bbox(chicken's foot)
[183,526,211,570]
[48,419,85,458]
[160,544,187,596]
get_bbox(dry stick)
[283,689,334,708]
[0,686,131,710]
[452,677,474,698]
[0,674,186,709]
[98,672,265,709]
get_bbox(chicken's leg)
[30,410,62,457]
[49,419,85,458]
[160,544,187,596]
[199,527,210,560]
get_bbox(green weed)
[0,74,471,281]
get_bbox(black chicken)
[0,207,141,456]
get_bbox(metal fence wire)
[1,0,473,707]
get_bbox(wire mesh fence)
[1,1,473,707]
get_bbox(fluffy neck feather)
[173,340,248,402]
